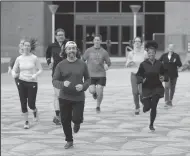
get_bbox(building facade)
[1,0,190,57]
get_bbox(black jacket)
[136,59,168,98]
[46,40,68,76]
[159,52,182,78]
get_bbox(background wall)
[1,1,48,57]
[165,1,190,53]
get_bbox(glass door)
[98,26,119,56]
[110,26,119,56]
[99,26,109,52]
[85,26,95,49]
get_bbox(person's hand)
[48,63,53,69]
[159,76,164,82]
[173,58,176,62]
[75,84,83,91]
[104,64,109,71]
[64,81,71,87]
[12,71,19,78]
[31,74,37,80]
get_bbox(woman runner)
[136,40,168,131]
[12,38,43,129]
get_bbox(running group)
[9,28,182,149]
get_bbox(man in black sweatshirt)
[53,41,90,149]
[46,28,68,125]
[159,44,182,107]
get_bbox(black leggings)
[142,95,160,126]
[59,98,84,142]
[17,79,38,113]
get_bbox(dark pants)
[17,79,38,113]
[141,95,160,126]
[165,77,177,104]
[131,72,142,109]
[59,98,84,142]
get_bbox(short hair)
[93,34,102,41]
[145,40,158,50]
[55,28,65,35]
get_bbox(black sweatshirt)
[136,59,168,98]
[52,59,90,101]
[46,40,68,76]
[159,52,182,78]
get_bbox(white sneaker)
[24,121,29,129]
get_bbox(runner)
[52,41,90,149]
[136,40,168,131]
[126,37,148,115]
[83,34,111,113]
[8,38,25,85]
[159,44,182,107]
[12,38,43,129]
[46,28,68,125]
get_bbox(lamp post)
[130,5,141,39]
[48,4,59,43]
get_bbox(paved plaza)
[1,69,190,156]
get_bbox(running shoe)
[73,124,80,133]
[135,108,140,115]
[149,125,155,131]
[96,107,101,113]
[53,116,61,125]
[24,121,29,129]
[64,141,73,149]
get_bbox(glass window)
[53,1,74,13]
[122,26,130,42]
[145,1,165,12]
[145,15,165,41]
[99,1,120,12]
[122,1,143,12]
[55,14,74,40]
[76,25,83,51]
[76,1,96,12]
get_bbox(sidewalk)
[1,69,190,156]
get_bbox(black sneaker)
[53,116,61,125]
[96,107,101,113]
[64,141,73,149]
[149,125,155,131]
[93,93,97,100]
[73,124,80,133]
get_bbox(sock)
[55,110,60,117]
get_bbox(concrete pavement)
[1,69,190,156]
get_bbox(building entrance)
[75,13,144,56]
